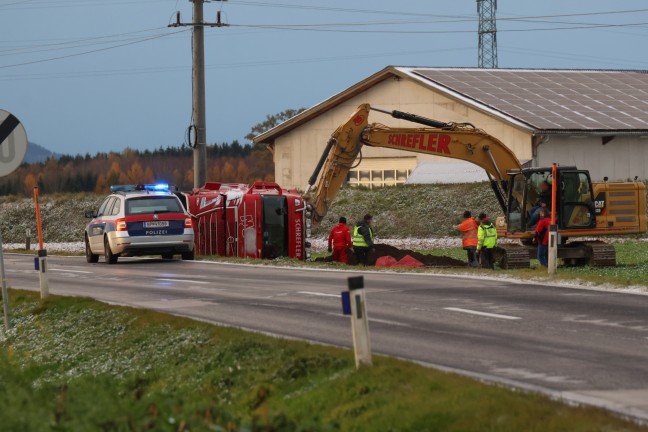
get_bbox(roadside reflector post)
[33,187,49,299]
[0,232,10,331]
[25,228,31,251]
[347,276,372,368]
[548,224,558,275]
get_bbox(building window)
[347,168,413,188]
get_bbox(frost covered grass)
[2,290,647,431]
[311,183,504,238]
[0,193,103,243]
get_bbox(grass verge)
[1,290,647,431]
[200,241,648,289]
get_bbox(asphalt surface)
[3,253,648,422]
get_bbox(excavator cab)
[505,167,596,234]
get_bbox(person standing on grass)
[534,209,551,267]
[476,212,497,270]
[457,210,479,267]
[328,216,353,264]
[352,213,374,266]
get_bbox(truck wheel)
[85,236,99,263]
[104,237,118,264]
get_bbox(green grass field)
[2,290,647,431]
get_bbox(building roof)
[403,68,648,132]
[254,66,648,145]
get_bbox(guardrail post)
[346,276,372,368]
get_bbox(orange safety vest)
[458,218,479,248]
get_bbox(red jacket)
[535,217,551,245]
[328,223,352,250]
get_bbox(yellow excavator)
[305,104,646,268]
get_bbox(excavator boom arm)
[306,104,522,227]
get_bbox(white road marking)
[368,317,411,327]
[49,268,93,274]
[444,307,521,320]
[156,278,210,285]
[563,315,648,332]
[297,291,339,298]
[492,367,583,384]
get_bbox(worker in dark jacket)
[328,216,353,263]
[477,212,498,270]
[352,214,374,265]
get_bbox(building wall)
[273,77,533,189]
[536,135,648,182]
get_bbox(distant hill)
[24,142,61,164]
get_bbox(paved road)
[4,254,648,421]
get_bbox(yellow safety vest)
[352,224,374,247]
[477,222,497,249]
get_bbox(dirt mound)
[315,244,465,267]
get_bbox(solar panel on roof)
[410,68,648,130]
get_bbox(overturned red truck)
[177,181,311,260]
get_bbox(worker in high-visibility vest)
[352,213,374,265]
[457,210,479,267]
[476,212,498,270]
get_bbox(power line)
[0,0,174,9]
[228,21,648,34]
[0,29,188,69]
[0,31,173,57]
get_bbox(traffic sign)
[0,109,28,177]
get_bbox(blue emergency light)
[110,183,170,193]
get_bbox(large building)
[254,67,648,189]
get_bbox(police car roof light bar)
[109,183,170,193]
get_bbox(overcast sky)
[2,0,648,156]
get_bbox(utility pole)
[170,1,227,189]
[477,0,498,68]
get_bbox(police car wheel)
[181,250,195,261]
[104,237,118,264]
[85,236,99,263]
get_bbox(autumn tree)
[244,108,306,142]
[106,162,121,186]
[24,173,37,194]
[95,174,108,194]
[126,162,144,183]
[236,159,248,181]
[221,162,235,182]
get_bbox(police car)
[84,184,195,264]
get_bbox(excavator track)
[565,241,617,267]
[495,244,530,269]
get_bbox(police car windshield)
[125,196,183,216]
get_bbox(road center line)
[297,291,339,298]
[156,278,210,285]
[444,307,521,320]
